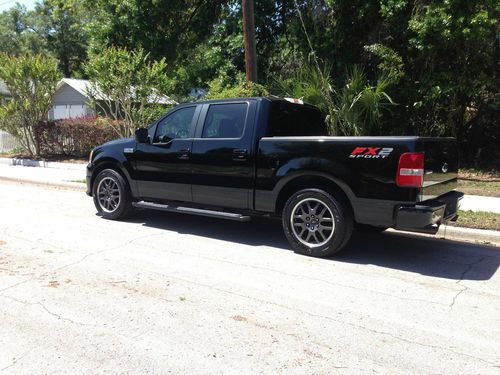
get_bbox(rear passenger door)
[190,101,257,209]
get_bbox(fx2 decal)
[349,147,394,159]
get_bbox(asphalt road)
[0,181,499,374]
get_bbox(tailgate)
[417,138,459,200]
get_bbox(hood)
[102,137,135,147]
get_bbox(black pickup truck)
[87,96,463,257]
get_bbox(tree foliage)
[0,5,47,55]
[85,47,173,137]
[275,63,394,136]
[37,0,90,77]
[0,54,61,156]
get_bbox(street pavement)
[0,181,498,374]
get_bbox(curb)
[387,226,499,247]
[438,225,500,246]
[0,157,87,171]
[0,175,86,192]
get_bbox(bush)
[206,75,269,99]
[35,116,119,157]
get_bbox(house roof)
[56,78,177,105]
[0,80,10,96]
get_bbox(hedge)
[34,116,121,157]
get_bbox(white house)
[49,78,177,120]
[48,79,94,120]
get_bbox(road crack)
[0,349,32,372]
[449,256,488,309]
[0,295,91,327]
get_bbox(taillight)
[396,152,424,188]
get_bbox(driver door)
[132,105,200,202]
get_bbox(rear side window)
[202,103,248,139]
[267,101,327,136]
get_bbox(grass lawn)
[458,169,500,197]
[450,210,499,231]
[457,180,500,197]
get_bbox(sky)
[0,0,38,13]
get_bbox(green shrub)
[206,75,268,99]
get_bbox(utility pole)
[242,0,258,85]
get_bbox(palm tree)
[275,64,394,136]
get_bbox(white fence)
[0,130,21,152]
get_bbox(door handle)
[177,148,191,160]
[232,149,248,161]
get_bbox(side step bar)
[132,201,251,222]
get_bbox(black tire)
[92,169,134,220]
[355,223,389,233]
[282,188,353,258]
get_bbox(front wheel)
[92,169,133,220]
[282,189,353,258]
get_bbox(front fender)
[87,153,138,198]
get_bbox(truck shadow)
[338,232,499,281]
[128,210,499,281]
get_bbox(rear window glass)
[267,101,327,137]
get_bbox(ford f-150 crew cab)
[87,96,463,257]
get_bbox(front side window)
[202,103,248,139]
[153,106,196,143]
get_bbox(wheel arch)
[91,158,134,197]
[274,173,354,216]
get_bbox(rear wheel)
[282,188,353,257]
[93,169,133,220]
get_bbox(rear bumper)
[394,191,464,234]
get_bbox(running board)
[132,201,251,222]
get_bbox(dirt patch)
[304,349,324,359]
[0,240,6,247]
[48,280,60,288]
[232,315,248,322]
[459,169,500,182]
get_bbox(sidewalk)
[459,194,500,214]
[0,160,86,191]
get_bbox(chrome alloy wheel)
[97,177,121,213]
[290,198,335,247]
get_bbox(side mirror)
[135,128,149,144]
